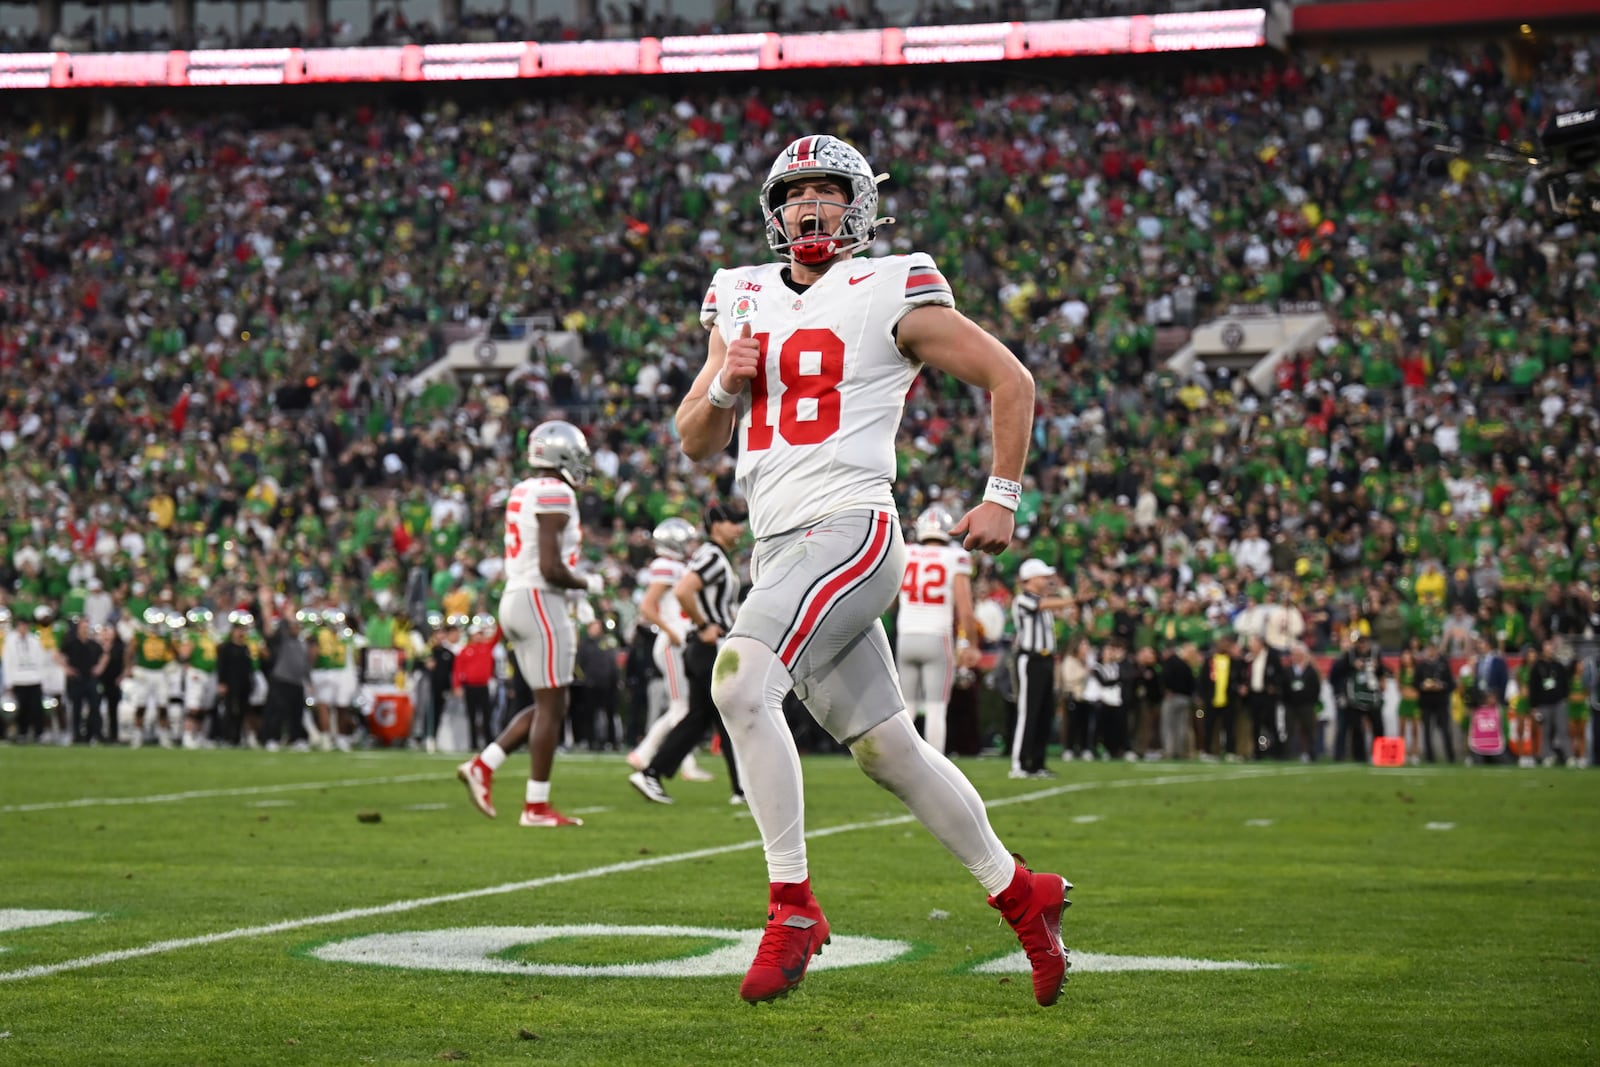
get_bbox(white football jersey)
[897,541,972,637]
[701,252,955,538]
[503,476,581,594]
[645,555,690,640]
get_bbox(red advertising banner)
[0,7,1268,91]
[1294,0,1600,34]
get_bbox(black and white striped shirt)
[689,542,740,632]
[1012,593,1055,655]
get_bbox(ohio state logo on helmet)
[760,135,894,266]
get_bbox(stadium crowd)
[1,38,1599,759]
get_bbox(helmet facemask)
[766,185,868,266]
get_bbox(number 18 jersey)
[503,476,581,594]
[700,252,955,539]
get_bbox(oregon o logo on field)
[301,924,1282,978]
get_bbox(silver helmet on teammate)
[651,517,698,562]
[527,420,593,489]
[760,135,891,266]
[913,504,957,544]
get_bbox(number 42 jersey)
[701,252,955,539]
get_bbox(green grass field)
[2,747,1596,1066]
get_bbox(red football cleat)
[518,802,583,828]
[739,879,831,1004]
[456,758,496,819]
[988,854,1071,1006]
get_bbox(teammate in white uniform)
[457,420,603,829]
[676,133,1071,1007]
[896,504,978,756]
[625,518,713,781]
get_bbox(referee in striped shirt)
[1011,558,1071,779]
[630,502,747,805]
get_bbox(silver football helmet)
[914,504,957,544]
[651,517,698,562]
[527,420,593,489]
[761,135,890,266]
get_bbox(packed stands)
[0,32,1597,752]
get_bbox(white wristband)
[706,376,738,409]
[983,476,1022,512]
[585,574,605,596]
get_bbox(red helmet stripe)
[793,136,816,164]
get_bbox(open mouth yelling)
[796,212,823,237]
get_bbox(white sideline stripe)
[0,774,443,814]
[0,765,1312,983]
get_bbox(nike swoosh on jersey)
[848,273,875,285]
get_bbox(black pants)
[572,683,619,750]
[652,635,740,793]
[69,676,102,742]
[1248,693,1280,759]
[262,679,307,745]
[99,677,121,743]
[1097,701,1129,757]
[1012,652,1055,772]
[1421,702,1455,763]
[426,681,450,739]
[1063,696,1092,755]
[13,683,45,740]
[463,684,492,750]
[1202,702,1224,755]
[1286,702,1318,759]
[219,682,251,745]
[1338,704,1384,762]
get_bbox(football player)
[176,607,219,749]
[677,134,1069,1006]
[129,606,176,748]
[895,503,978,756]
[457,421,603,828]
[625,517,714,783]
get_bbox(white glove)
[585,573,605,596]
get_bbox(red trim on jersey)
[535,495,572,507]
[779,512,892,668]
[704,290,717,303]
[529,589,557,686]
[906,271,947,289]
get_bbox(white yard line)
[1,774,444,814]
[0,765,1314,983]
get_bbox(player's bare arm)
[536,513,589,591]
[896,305,1036,554]
[674,570,720,641]
[639,579,682,646]
[677,327,743,461]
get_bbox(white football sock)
[481,742,508,771]
[526,779,550,805]
[851,711,1017,895]
[711,637,807,884]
